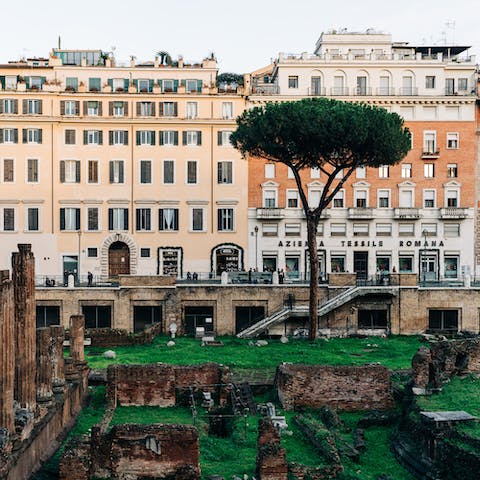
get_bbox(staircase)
[236,285,395,338]
[231,382,257,415]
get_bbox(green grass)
[85,335,423,371]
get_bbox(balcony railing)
[256,208,284,219]
[393,208,421,219]
[251,84,279,95]
[330,87,349,96]
[421,150,440,159]
[348,207,374,219]
[375,87,395,96]
[439,208,467,219]
[398,87,418,96]
[354,87,372,96]
[308,87,327,96]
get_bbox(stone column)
[0,272,15,433]
[50,325,66,395]
[70,315,85,362]
[36,327,54,405]
[12,244,36,410]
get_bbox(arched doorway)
[108,241,130,277]
[212,244,244,275]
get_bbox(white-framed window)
[399,223,415,236]
[162,102,176,117]
[60,207,80,231]
[263,189,277,208]
[444,223,460,237]
[60,159,80,183]
[423,131,437,153]
[26,207,39,231]
[184,131,201,146]
[65,100,77,115]
[160,130,178,146]
[353,223,369,236]
[186,160,198,184]
[24,128,40,144]
[139,101,154,116]
[108,208,129,230]
[265,164,275,179]
[65,129,76,145]
[425,76,436,89]
[376,223,392,236]
[285,223,301,236]
[355,189,368,208]
[113,101,125,117]
[159,208,179,231]
[135,208,152,231]
[218,130,232,146]
[85,130,102,145]
[423,189,436,208]
[222,102,233,119]
[2,158,14,183]
[2,98,16,114]
[191,207,205,231]
[333,190,344,208]
[446,132,459,149]
[356,166,366,179]
[139,160,152,184]
[163,160,175,184]
[378,189,390,208]
[1,207,15,231]
[424,163,435,178]
[112,78,125,91]
[421,223,437,236]
[458,78,468,91]
[317,222,324,236]
[401,163,412,178]
[444,256,459,279]
[27,159,39,182]
[186,79,199,92]
[87,101,99,116]
[287,167,295,179]
[137,79,151,93]
[378,165,389,178]
[109,160,125,184]
[5,76,17,90]
[288,76,298,88]
[162,79,175,92]
[445,189,459,207]
[111,130,128,146]
[87,160,98,184]
[2,128,17,143]
[399,255,414,272]
[331,254,345,272]
[27,99,41,114]
[217,161,233,184]
[331,223,346,236]
[87,207,99,231]
[308,188,322,208]
[399,189,414,208]
[286,189,299,208]
[262,223,278,236]
[186,102,198,119]
[137,130,155,146]
[217,208,234,231]
[310,167,321,179]
[447,164,458,178]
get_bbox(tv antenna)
[445,20,456,45]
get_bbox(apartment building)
[247,31,478,281]
[0,50,247,281]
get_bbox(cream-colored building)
[0,50,247,282]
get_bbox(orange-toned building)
[247,31,478,281]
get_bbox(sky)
[2,0,478,73]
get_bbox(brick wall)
[256,418,288,480]
[276,364,394,411]
[85,321,163,347]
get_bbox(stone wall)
[276,364,394,411]
[85,321,163,347]
[256,418,288,480]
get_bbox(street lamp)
[254,225,259,270]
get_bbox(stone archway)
[211,243,244,275]
[100,233,137,279]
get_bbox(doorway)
[235,306,265,334]
[184,306,214,336]
[108,241,130,277]
[215,247,240,275]
[133,306,162,333]
[420,251,438,282]
[354,251,368,279]
[62,255,78,285]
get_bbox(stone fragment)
[103,350,116,359]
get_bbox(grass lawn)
[85,335,423,371]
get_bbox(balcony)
[398,87,418,96]
[421,150,440,160]
[439,208,468,219]
[348,207,374,219]
[256,208,284,219]
[354,87,372,96]
[394,208,421,219]
[375,87,395,96]
[330,87,349,96]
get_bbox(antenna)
[58,36,61,49]
[445,20,456,45]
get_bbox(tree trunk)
[307,217,319,341]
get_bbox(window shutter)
[136,131,141,145]
[83,101,88,115]
[0,130,3,143]
[119,161,124,182]
[173,102,178,117]
[174,131,179,146]
[13,100,18,114]
[25,77,30,89]
[173,80,179,92]
[124,131,128,145]
[217,162,222,183]
[109,162,114,183]
[83,130,88,145]
[150,131,155,146]
[75,161,81,183]
[181,80,186,87]
[157,79,163,90]
[217,131,222,146]
[98,102,102,116]
[108,209,113,230]
[197,131,202,146]
[173,209,179,230]
[158,209,164,230]
[159,131,164,146]
[98,131,103,145]
[149,79,154,91]
[217,209,222,230]
[60,161,65,182]
[22,99,28,114]
[22,129,27,144]
[38,129,42,144]
[109,131,114,145]
[60,209,65,230]
[76,209,80,230]
[133,79,138,89]
[60,101,65,115]
[151,103,156,116]
[123,209,129,230]
[0,76,4,89]
[136,102,141,116]
[122,79,128,91]
[108,102,113,116]
[158,102,164,116]
[108,79,113,90]
[183,132,188,145]
[197,79,203,92]
[136,209,141,230]
[13,129,18,144]
[75,101,80,115]
[0,101,4,114]
[124,101,128,116]
[38,101,43,115]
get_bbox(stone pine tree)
[231,98,411,340]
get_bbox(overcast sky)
[2,0,478,73]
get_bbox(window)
[23,128,42,144]
[140,160,152,184]
[82,306,112,329]
[186,79,199,92]
[421,223,437,236]
[424,163,434,178]
[162,79,175,92]
[447,163,458,178]
[187,160,197,184]
[401,163,412,178]
[458,78,468,91]
[429,310,458,332]
[217,208,234,231]
[378,165,389,178]
[218,131,232,146]
[136,208,151,231]
[138,101,154,117]
[136,130,155,146]
[60,208,80,230]
[183,131,202,146]
[112,101,125,117]
[163,160,175,184]
[263,189,276,208]
[25,99,42,114]
[378,189,390,208]
[159,208,179,231]
[308,189,322,208]
[333,190,344,208]
[140,248,150,258]
[84,130,102,145]
[446,133,459,149]
[161,102,177,117]
[399,256,413,272]
[286,190,299,208]
[444,223,460,237]
[317,223,324,236]
[87,208,99,231]
[160,131,178,146]
[399,223,415,236]
[192,208,205,231]
[3,159,14,182]
[310,167,321,179]
[331,223,346,236]
[288,76,298,88]
[264,164,275,179]
[3,208,15,231]
[137,79,151,93]
[358,310,388,329]
[186,102,198,119]
[108,208,128,230]
[88,77,101,92]
[36,306,60,328]
[110,130,128,146]
[217,161,233,184]
[222,102,233,119]
[423,131,437,153]
[4,76,17,90]
[423,189,436,208]
[353,223,369,236]
[399,189,414,208]
[285,223,301,236]
[376,223,392,236]
[60,160,80,183]
[1,98,17,114]
[87,247,98,257]
[111,78,126,92]
[356,166,366,179]
[287,167,295,179]
[1,128,18,143]
[65,129,76,145]
[262,223,278,236]
[88,160,98,183]
[331,255,345,272]
[355,190,368,208]
[86,101,99,116]
[27,159,39,183]
[109,160,124,184]
[425,76,436,89]
[64,100,78,115]
[446,189,458,207]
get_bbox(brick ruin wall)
[106,362,232,407]
[84,321,163,347]
[276,364,394,411]
[256,418,288,480]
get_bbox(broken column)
[50,325,66,395]
[256,418,288,480]
[0,271,15,434]
[65,315,85,383]
[12,244,36,411]
[36,328,54,406]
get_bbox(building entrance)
[354,251,368,279]
[108,241,130,277]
